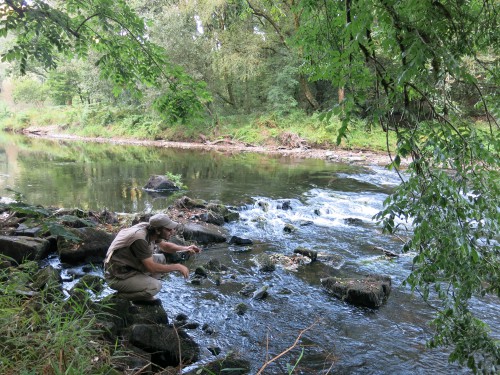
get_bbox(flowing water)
[1,132,498,374]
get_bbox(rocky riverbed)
[0,193,394,374]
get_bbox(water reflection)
[0,132,366,212]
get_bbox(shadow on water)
[2,132,497,374]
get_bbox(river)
[1,131,497,374]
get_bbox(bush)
[12,78,49,107]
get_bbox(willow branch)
[246,0,289,50]
[405,82,465,143]
[74,13,101,34]
[470,81,499,133]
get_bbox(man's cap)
[149,214,179,230]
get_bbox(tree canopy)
[0,0,210,121]
[294,0,499,371]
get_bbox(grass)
[0,257,119,374]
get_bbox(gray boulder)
[71,274,105,294]
[31,265,62,291]
[198,211,225,226]
[57,215,96,228]
[181,222,227,244]
[206,202,240,222]
[57,227,115,264]
[91,296,189,371]
[0,235,51,264]
[228,236,253,245]
[321,274,391,308]
[103,297,169,328]
[143,175,180,191]
[14,224,43,237]
[126,324,200,366]
[175,196,207,209]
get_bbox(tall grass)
[215,110,396,151]
[0,258,117,374]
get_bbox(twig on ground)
[256,319,319,375]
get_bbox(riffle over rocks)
[0,195,394,373]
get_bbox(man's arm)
[157,241,201,255]
[141,257,190,278]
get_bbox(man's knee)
[147,278,162,296]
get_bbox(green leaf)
[45,223,81,243]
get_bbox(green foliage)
[164,172,186,190]
[46,69,79,105]
[75,104,167,138]
[0,104,80,131]
[375,123,500,371]
[0,0,210,122]
[146,0,306,117]
[12,77,49,106]
[5,201,84,243]
[1,103,393,150]
[36,105,80,126]
[295,0,500,371]
[267,64,299,115]
[6,201,53,218]
[152,80,208,124]
[0,102,10,121]
[79,105,111,129]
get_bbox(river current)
[1,132,498,374]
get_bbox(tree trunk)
[299,75,319,110]
[338,87,345,111]
[227,82,235,108]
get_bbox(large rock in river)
[57,227,115,264]
[143,175,180,191]
[180,222,227,244]
[0,235,51,264]
[321,274,391,308]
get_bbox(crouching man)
[104,214,201,302]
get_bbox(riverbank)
[22,125,408,167]
[0,199,254,374]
